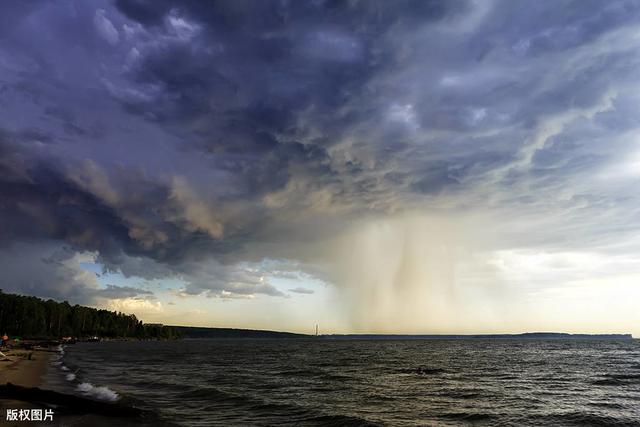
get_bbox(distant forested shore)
[0,290,179,340]
[172,325,306,339]
[1,289,630,342]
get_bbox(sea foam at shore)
[52,345,119,403]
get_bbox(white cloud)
[106,297,163,314]
[166,10,201,41]
[94,9,119,46]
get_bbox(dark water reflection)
[59,339,640,426]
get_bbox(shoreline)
[0,348,54,389]
[0,346,168,427]
[0,348,54,426]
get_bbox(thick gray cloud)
[0,241,152,305]
[1,0,640,302]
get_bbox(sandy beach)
[0,349,53,388]
[0,348,117,427]
[0,348,54,426]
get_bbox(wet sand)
[0,347,160,427]
[0,349,53,388]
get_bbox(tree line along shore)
[0,289,179,341]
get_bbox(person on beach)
[0,334,8,358]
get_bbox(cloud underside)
[1,0,640,308]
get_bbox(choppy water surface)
[57,339,640,426]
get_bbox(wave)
[592,379,624,386]
[440,412,494,422]
[533,376,575,383]
[437,390,482,399]
[604,373,640,381]
[397,367,446,375]
[131,379,192,391]
[278,368,323,377]
[540,412,632,426]
[417,368,446,375]
[588,401,625,409]
[76,382,119,402]
[65,373,76,381]
[61,365,69,371]
[300,414,381,426]
[177,386,249,406]
[592,373,640,386]
[277,369,353,381]
[189,387,369,425]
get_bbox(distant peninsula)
[172,326,305,339]
[170,327,633,340]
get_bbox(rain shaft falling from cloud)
[326,214,504,333]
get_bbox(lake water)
[49,339,640,426]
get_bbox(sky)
[1,0,640,335]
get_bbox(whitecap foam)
[76,382,119,402]
[61,365,69,371]
[65,373,76,381]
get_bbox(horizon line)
[168,325,634,339]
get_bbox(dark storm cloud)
[2,0,640,298]
[0,133,256,264]
[108,0,472,199]
[0,134,145,256]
